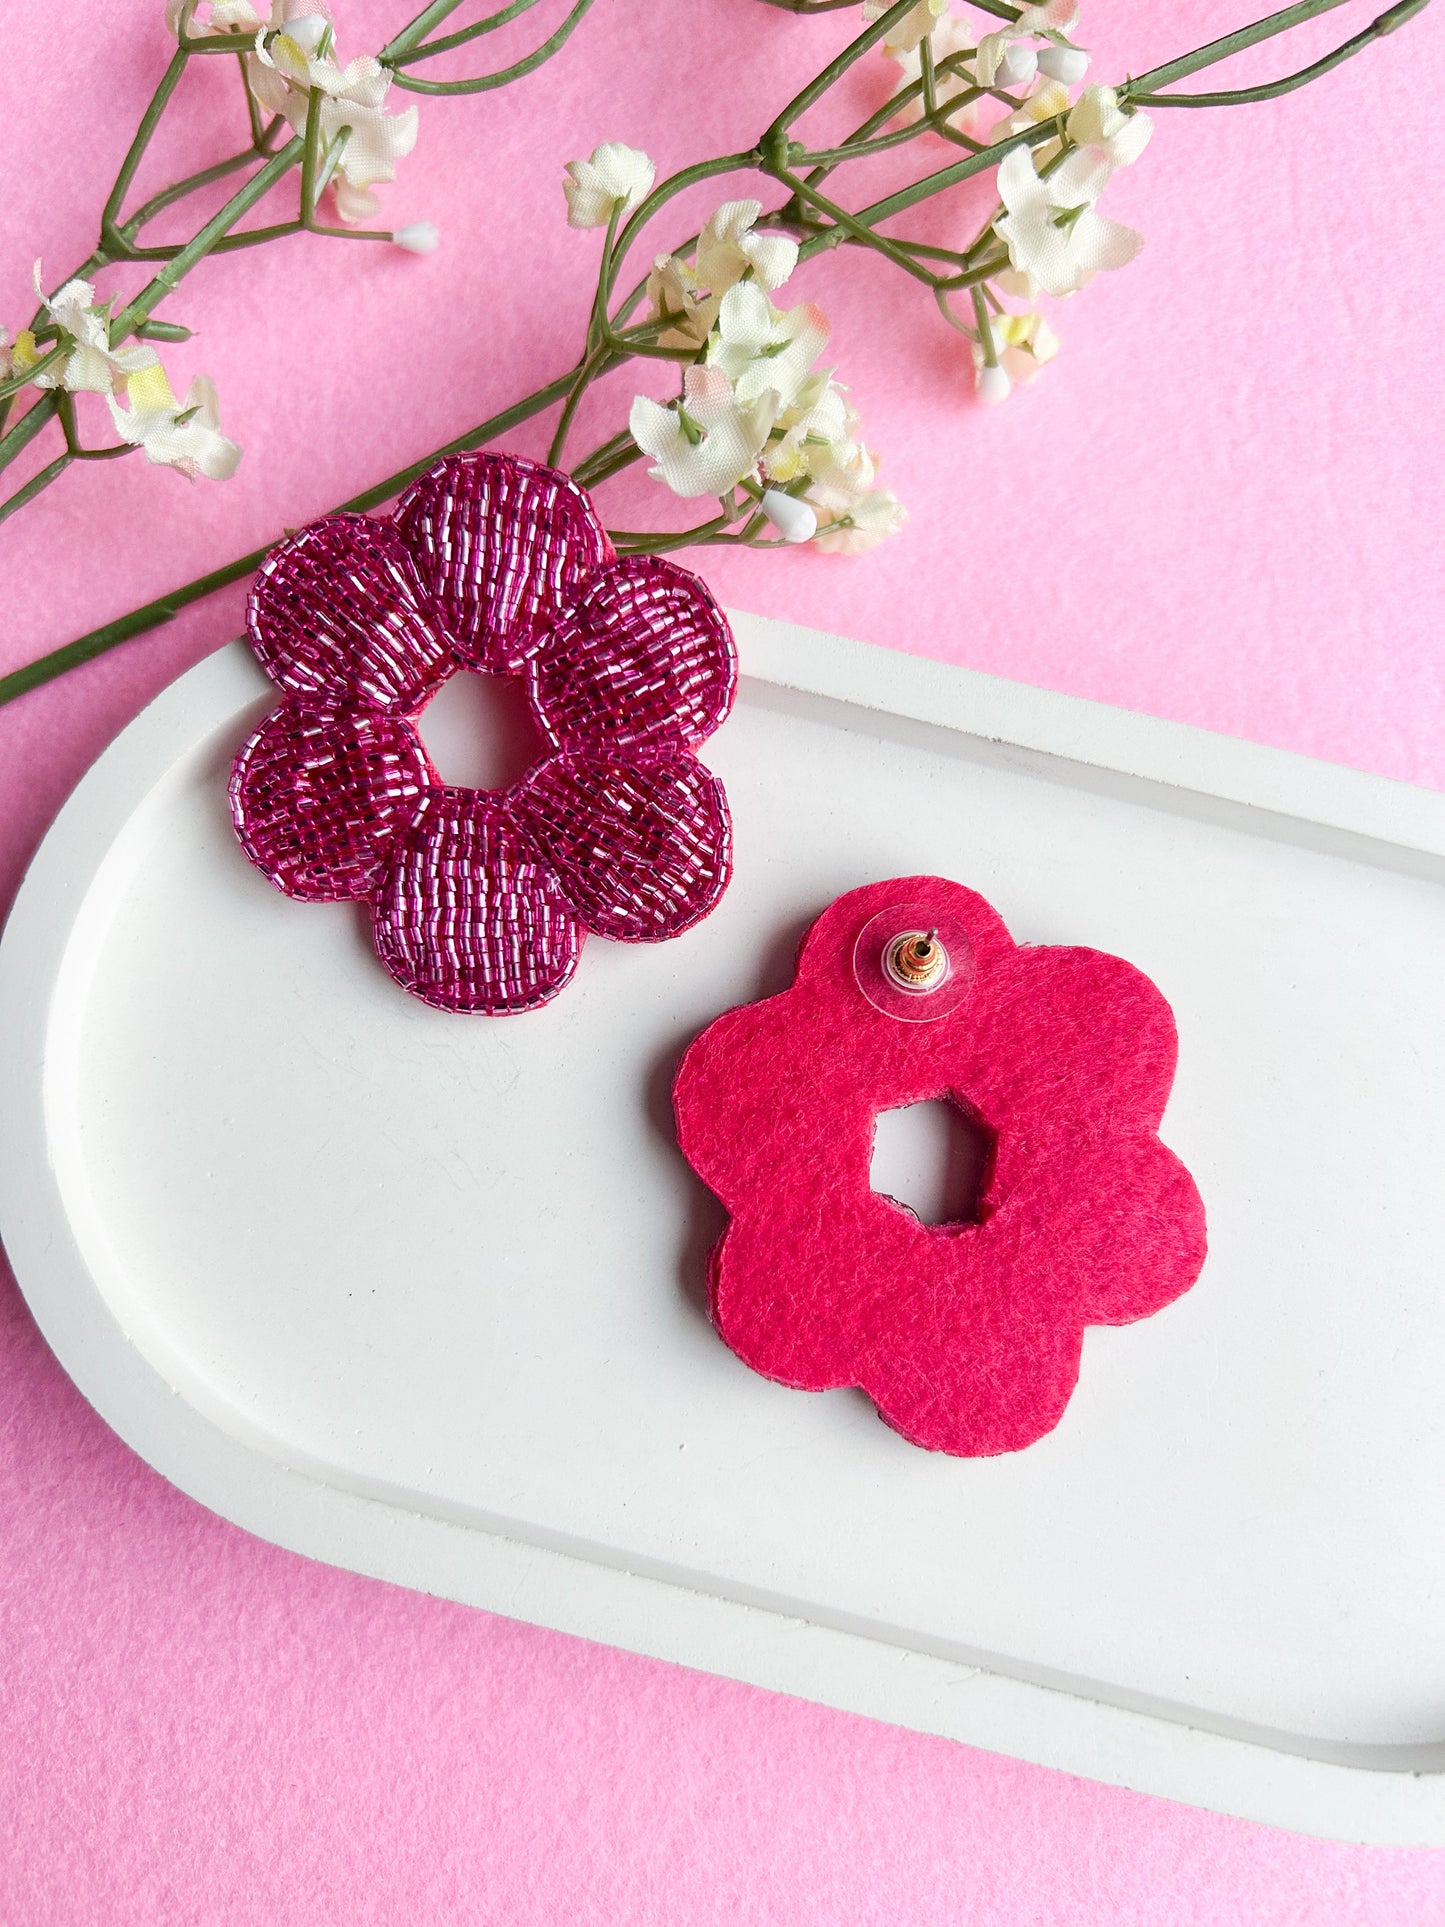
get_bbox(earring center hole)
[415,670,544,793]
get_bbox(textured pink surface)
[676,878,1206,1455]
[3,0,1445,1916]
[231,452,735,1010]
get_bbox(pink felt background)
[3,0,1444,1917]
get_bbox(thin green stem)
[0,349,65,400]
[970,285,996,364]
[0,455,72,527]
[776,171,941,285]
[0,365,581,708]
[300,86,323,226]
[390,0,595,93]
[387,0,545,65]
[610,514,732,555]
[1129,0,1432,106]
[101,51,189,243]
[380,0,472,62]
[605,155,757,311]
[240,52,267,148]
[0,392,60,469]
[763,0,921,142]
[547,347,613,466]
[118,136,284,243]
[920,34,937,118]
[573,441,643,490]
[109,137,304,340]
[802,114,1054,246]
[1120,0,1353,98]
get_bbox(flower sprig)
[0,0,1432,708]
[0,0,595,520]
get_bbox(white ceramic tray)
[5,618,1445,1845]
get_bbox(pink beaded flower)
[674,876,1207,1458]
[230,453,736,1012]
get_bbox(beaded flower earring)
[229,451,737,1013]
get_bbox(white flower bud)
[975,363,1012,407]
[1037,45,1090,84]
[284,12,329,51]
[760,490,818,544]
[392,222,440,255]
[995,43,1038,88]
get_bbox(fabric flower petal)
[230,702,431,901]
[527,556,736,755]
[249,514,453,713]
[396,453,614,674]
[372,787,581,1012]
[513,749,731,942]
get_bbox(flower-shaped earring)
[230,453,735,1012]
[674,876,1207,1457]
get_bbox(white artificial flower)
[107,366,241,480]
[248,26,418,221]
[646,254,719,351]
[1066,84,1152,168]
[563,143,655,229]
[993,266,1041,300]
[888,14,983,133]
[168,0,290,38]
[988,76,1070,147]
[762,373,855,485]
[707,283,829,410]
[975,0,1078,88]
[803,429,876,507]
[811,486,907,555]
[993,143,1141,298]
[29,263,159,394]
[972,307,1059,395]
[629,365,778,499]
[863,0,945,56]
[695,201,798,296]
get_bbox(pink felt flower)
[230,453,736,1013]
[674,877,1207,1457]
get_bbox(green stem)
[1129,0,1432,106]
[801,114,1054,247]
[380,0,472,61]
[763,0,922,142]
[0,392,60,470]
[100,51,189,245]
[776,171,940,284]
[240,51,266,148]
[300,87,323,226]
[573,440,643,490]
[1120,0,1354,98]
[610,514,732,555]
[386,0,545,65]
[109,138,304,340]
[605,155,756,311]
[0,455,73,528]
[0,366,581,708]
[390,0,595,94]
[0,348,66,401]
[119,135,284,243]
[547,348,612,467]
[970,286,997,364]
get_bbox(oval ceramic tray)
[4,616,1445,1845]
